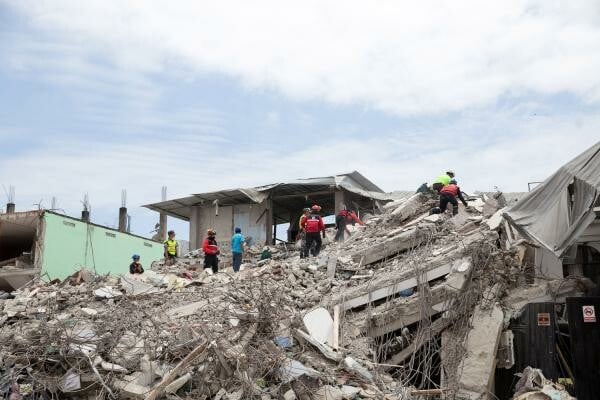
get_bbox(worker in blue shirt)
[231,227,245,272]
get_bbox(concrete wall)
[41,212,163,280]
[189,202,269,250]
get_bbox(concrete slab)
[303,307,334,345]
[456,304,504,398]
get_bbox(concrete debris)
[513,367,575,400]
[0,191,590,399]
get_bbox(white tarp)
[504,141,600,257]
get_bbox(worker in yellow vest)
[431,170,455,193]
[164,230,179,265]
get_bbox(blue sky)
[1,1,600,240]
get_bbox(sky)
[1,1,600,239]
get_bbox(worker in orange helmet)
[300,205,326,257]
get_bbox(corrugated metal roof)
[143,171,386,221]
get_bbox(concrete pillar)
[81,210,90,223]
[265,196,273,245]
[159,213,167,242]
[118,207,128,232]
[5,203,15,214]
[334,190,348,215]
[189,205,202,250]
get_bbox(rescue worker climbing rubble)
[334,206,364,242]
[431,170,455,193]
[301,205,326,257]
[431,178,468,216]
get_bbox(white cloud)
[5,0,600,115]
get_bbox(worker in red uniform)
[431,179,468,216]
[301,205,326,257]
[334,207,364,242]
[202,229,220,274]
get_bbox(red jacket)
[346,211,364,226]
[302,214,325,233]
[203,237,220,255]
[440,184,460,196]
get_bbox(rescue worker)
[301,205,326,257]
[129,254,144,274]
[164,230,178,266]
[231,227,245,273]
[431,179,468,216]
[334,206,364,242]
[431,170,455,193]
[298,208,311,258]
[202,229,220,274]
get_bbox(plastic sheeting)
[504,141,600,257]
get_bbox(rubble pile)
[0,192,588,399]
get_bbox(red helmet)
[311,205,322,211]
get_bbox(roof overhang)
[144,171,390,221]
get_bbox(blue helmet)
[132,254,140,260]
[234,227,241,233]
[450,179,457,185]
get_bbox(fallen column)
[456,303,504,399]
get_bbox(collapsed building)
[0,209,163,291]
[0,144,599,400]
[144,171,389,248]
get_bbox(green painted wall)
[41,212,163,280]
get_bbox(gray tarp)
[504,141,600,257]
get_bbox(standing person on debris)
[301,205,326,257]
[164,230,179,266]
[334,206,364,242]
[431,179,468,216]
[203,229,220,274]
[431,170,455,193]
[129,254,144,274]
[231,227,245,273]
[298,208,311,257]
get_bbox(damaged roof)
[144,171,390,221]
[504,140,600,257]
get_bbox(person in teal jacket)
[231,227,245,272]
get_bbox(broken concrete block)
[391,193,425,222]
[164,372,191,394]
[120,274,160,296]
[280,359,320,383]
[113,377,150,399]
[343,357,373,381]
[303,307,334,345]
[315,385,343,400]
[484,207,505,231]
[80,307,98,316]
[94,286,122,299]
[457,304,504,398]
[340,386,361,399]
[351,227,427,265]
[283,389,298,400]
[423,214,441,223]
